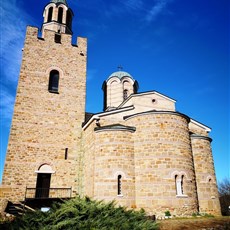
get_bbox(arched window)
[48,70,59,93]
[118,175,122,195]
[66,10,72,29]
[58,7,63,23]
[175,175,184,196]
[181,175,184,194]
[123,89,128,100]
[175,175,178,195]
[47,7,53,22]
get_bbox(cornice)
[190,134,212,142]
[124,110,190,122]
[94,124,136,133]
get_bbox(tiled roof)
[107,71,134,81]
[50,0,67,5]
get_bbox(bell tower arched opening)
[47,7,53,22]
[58,7,64,23]
[42,0,73,37]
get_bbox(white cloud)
[101,0,174,24]
[0,1,32,83]
[0,87,15,122]
[122,0,144,11]
[0,1,32,123]
[97,0,144,19]
[145,0,173,23]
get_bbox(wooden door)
[35,173,51,198]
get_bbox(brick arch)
[107,77,120,85]
[170,170,189,180]
[35,163,55,174]
[121,77,135,85]
[46,66,64,76]
[110,79,120,85]
[206,175,214,183]
[57,4,68,11]
[43,3,56,22]
[112,171,127,180]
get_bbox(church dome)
[107,71,134,82]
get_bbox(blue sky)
[0,0,229,183]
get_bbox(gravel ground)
[158,217,230,230]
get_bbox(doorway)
[35,173,51,198]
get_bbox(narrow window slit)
[181,175,184,194]
[118,175,122,195]
[123,89,128,100]
[65,148,68,160]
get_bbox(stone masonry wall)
[191,136,221,215]
[126,112,198,216]
[82,122,96,197]
[189,123,209,137]
[92,129,136,208]
[0,26,87,202]
[83,111,200,216]
[121,93,176,113]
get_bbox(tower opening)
[67,10,72,29]
[48,70,60,93]
[35,173,51,198]
[48,7,53,22]
[58,7,63,23]
[118,175,122,195]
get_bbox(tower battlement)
[25,26,87,52]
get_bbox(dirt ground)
[158,217,230,230]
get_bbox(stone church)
[0,0,221,217]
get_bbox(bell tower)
[0,0,87,203]
[42,0,73,36]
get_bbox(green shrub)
[192,212,201,217]
[164,211,171,217]
[6,197,158,230]
[202,213,214,218]
[192,212,214,218]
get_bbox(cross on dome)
[117,65,123,71]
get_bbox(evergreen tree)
[7,197,158,230]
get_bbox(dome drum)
[102,71,139,111]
